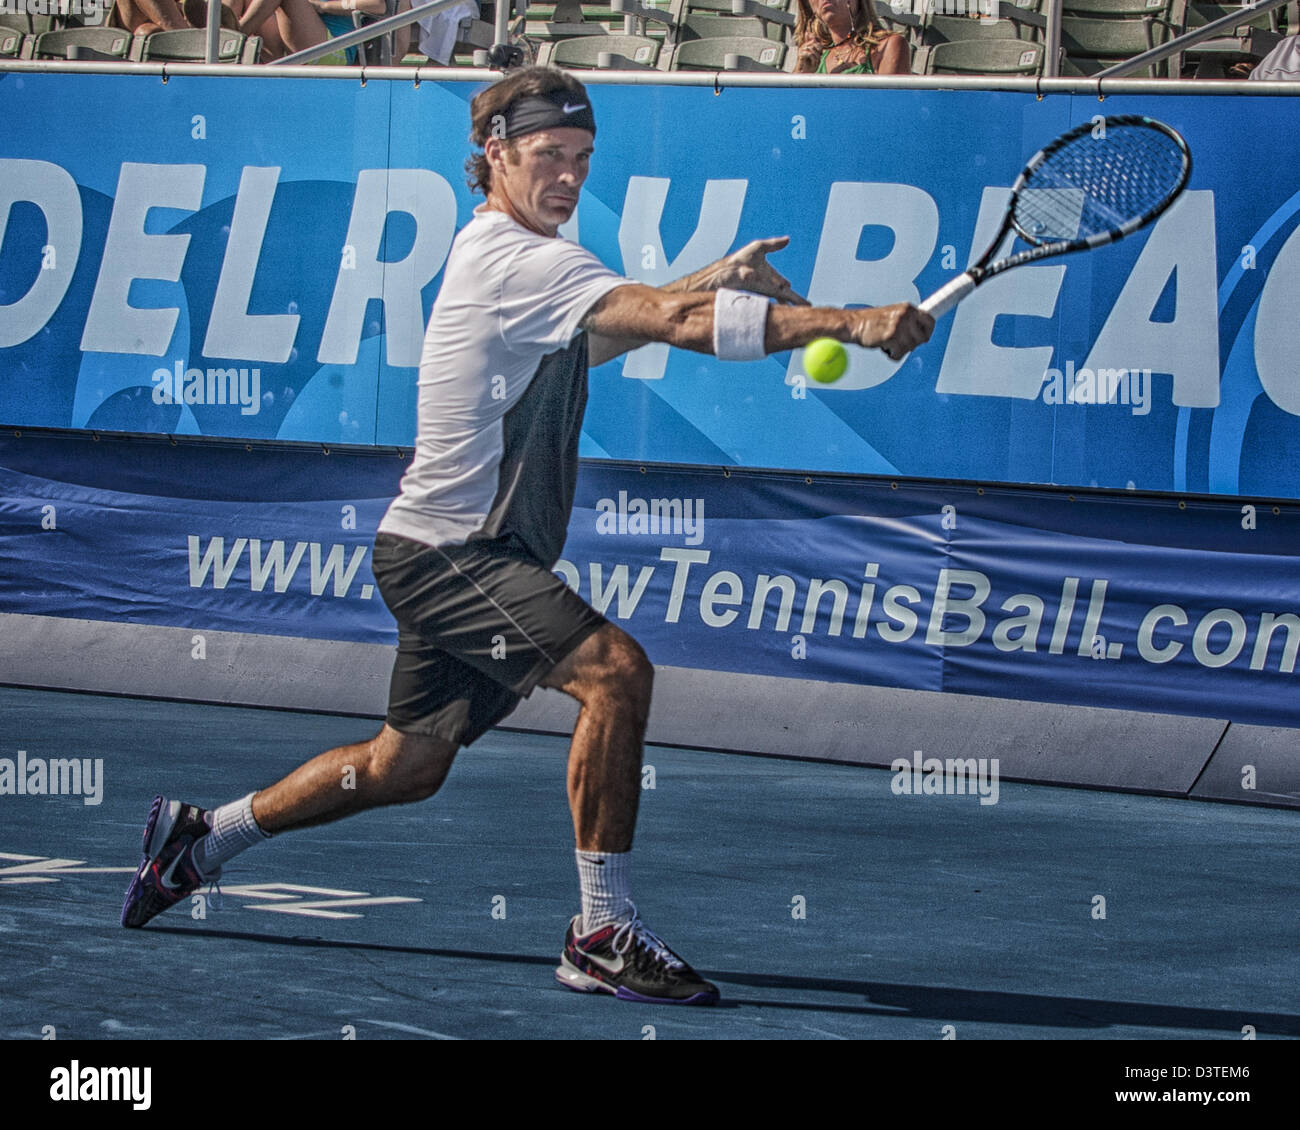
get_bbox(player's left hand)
[702,237,810,306]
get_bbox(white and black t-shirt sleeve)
[498,238,630,353]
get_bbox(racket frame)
[919,115,1192,319]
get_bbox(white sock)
[575,850,633,933]
[192,793,270,879]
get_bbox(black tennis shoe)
[121,796,216,928]
[555,906,719,1005]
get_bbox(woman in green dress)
[793,0,910,74]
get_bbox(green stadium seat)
[537,30,662,64]
[0,26,27,59]
[663,31,787,66]
[917,33,1043,71]
[1058,0,1180,76]
[137,27,261,64]
[31,26,135,60]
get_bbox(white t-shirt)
[379,207,632,562]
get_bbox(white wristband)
[712,288,768,361]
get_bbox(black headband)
[500,91,596,140]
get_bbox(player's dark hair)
[466,67,592,196]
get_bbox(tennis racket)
[918,115,1192,320]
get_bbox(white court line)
[359,1019,461,1041]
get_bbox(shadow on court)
[2,685,1297,1040]
[143,925,1300,1036]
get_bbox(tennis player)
[121,66,932,1005]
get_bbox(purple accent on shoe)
[613,985,719,1005]
[139,794,166,860]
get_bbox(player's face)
[488,128,594,238]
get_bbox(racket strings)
[1015,124,1187,243]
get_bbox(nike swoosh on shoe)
[584,949,625,976]
[158,852,187,891]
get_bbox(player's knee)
[595,634,654,717]
[369,729,457,802]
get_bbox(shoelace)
[610,904,685,971]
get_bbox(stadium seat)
[137,27,261,63]
[613,0,790,46]
[673,0,789,41]
[521,0,622,42]
[917,33,1043,71]
[30,26,135,60]
[1058,0,1181,76]
[537,30,661,64]
[0,10,55,36]
[0,25,26,59]
[663,32,787,66]
[922,0,1044,45]
[1179,1,1288,76]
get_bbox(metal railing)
[269,0,474,66]
[1044,0,1061,77]
[1096,0,1293,77]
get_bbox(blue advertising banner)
[3,434,1298,728]
[1,72,1299,497]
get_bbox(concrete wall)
[2,612,1294,809]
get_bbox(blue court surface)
[1,684,1297,1044]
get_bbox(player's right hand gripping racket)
[919,115,1192,320]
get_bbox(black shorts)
[371,532,607,746]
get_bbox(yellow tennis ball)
[804,338,847,384]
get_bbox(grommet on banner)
[1179,500,1186,509]
[1273,506,1281,516]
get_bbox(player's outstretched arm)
[587,237,809,367]
[582,285,933,364]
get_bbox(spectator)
[113,0,237,36]
[226,0,387,61]
[393,0,479,65]
[1250,33,1300,80]
[793,0,909,74]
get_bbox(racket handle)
[918,273,977,320]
